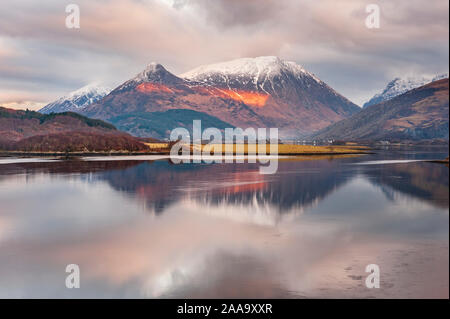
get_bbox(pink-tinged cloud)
[0,0,448,107]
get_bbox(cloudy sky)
[0,0,448,109]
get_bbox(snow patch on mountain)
[180,56,323,94]
[363,73,448,108]
[39,83,111,114]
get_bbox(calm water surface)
[0,147,448,298]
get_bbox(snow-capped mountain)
[179,56,360,128]
[314,78,449,141]
[363,73,448,108]
[181,56,323,91]
[39,84,111,114]
[82,57,360,138]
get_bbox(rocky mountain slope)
[313,79,449,141]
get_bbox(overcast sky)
[0,0,448,109]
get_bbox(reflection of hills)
[92,161,215,213]
[198,161,353,213]
[1,156,448,215]
[91,159,449,214]
[91,159,354,214]
[0,159,143,179]
[2,158,353,215]
[378,184,396,202]
[364,162,449,208]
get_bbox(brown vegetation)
[0,107,150,153]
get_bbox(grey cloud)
[0,0,448,108]
[184,0,285,28]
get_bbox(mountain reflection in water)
[0,148,448,298]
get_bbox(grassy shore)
[0,143,371,157]
[144,143,370,155]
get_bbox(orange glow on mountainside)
[220,89,269,107]
[136,83,269,107]
[191,87,269,107]
[136,83,174,94]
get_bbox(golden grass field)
[144,143,170,149]
[144,143,370,155]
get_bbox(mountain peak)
[180,56,315,81]
[135,62,172,81]
[142,62,166,74]
[68,83,111,98]
[39,83,111,114]
[122,62,183,87]
[112,62,183,93]
[364,73,449,108]
[179,56,325,100]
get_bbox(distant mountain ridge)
[81,57,360,139]
[313,78,449,141]
[39,84,111,114]
[363,74,448,108]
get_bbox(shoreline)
[426,159,449,164]
[0,151,372,157]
